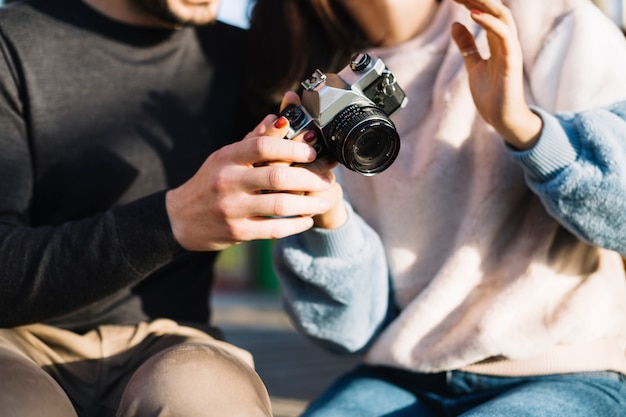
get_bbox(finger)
[258,91,306,162]
[263,114,291,140]
[244,215,316,241]
[290,128,318,145]
[468,8,519,58]
[245,192,332,218]
[451,22,482,65]
[279,91,301,112]
[246,92,305,143]
[452,0,504,17]
[292,156,338,176]
[242,114,278,141]
[262,113,318,168]
[231,135,318,166]
[249,164,332,193]
[454,0,518,40]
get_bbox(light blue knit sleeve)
[272,202,393,354]
[509,102,626,255]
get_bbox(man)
[0,0,332,415]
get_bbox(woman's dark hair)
[247,0,443,112]
[247,0,368,111]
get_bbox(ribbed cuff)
[509,107,580,181]
[298,202,371,258]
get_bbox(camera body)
[281,53,408,176]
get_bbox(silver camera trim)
[282,53,407,175]
[299,54,405,128]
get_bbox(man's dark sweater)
[0,0,254,333]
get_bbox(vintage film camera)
[281,53,408,176]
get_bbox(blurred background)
[0,0,612,28]
[217,0,254,28]
[0,0,256,26]
[0,1,624,415]
[595,0,626,28]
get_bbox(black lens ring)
[349,121,399,172]
[323,104,400,175]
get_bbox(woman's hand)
[275,91,348,230]
[451,0,543,150]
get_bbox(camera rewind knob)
[350,53,372,72]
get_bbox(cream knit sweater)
[275,0,626,375]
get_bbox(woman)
[249,0,626,415]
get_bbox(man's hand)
[165,114,335,252]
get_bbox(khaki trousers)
[0,319,272,417]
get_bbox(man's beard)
[130,0,186,26]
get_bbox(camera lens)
[323,104,400,175]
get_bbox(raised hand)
[451,0,542,149]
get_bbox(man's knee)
[118,342,272,417]
[0,348,77,417]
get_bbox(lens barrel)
[323,104,400,175]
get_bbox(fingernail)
[471,9,482,15]
[303,130,317,143]
[274,116,288,129]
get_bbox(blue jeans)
[302,365,626,416]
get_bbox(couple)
[1,0,625,416]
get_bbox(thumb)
[243,90,304,141]
[243,114,277,141]
[280,90,301,113]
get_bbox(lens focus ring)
[323,104,400,175]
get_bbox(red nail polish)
[274,116,288,129]
[303,130,317,143]
[471,9,482,15]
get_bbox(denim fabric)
[302,364,626,417]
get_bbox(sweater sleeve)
[507,3,626,255]
[509,103,626,255]
[0,193,188,327]
[0,35,187,327]
[273,202,393,354]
